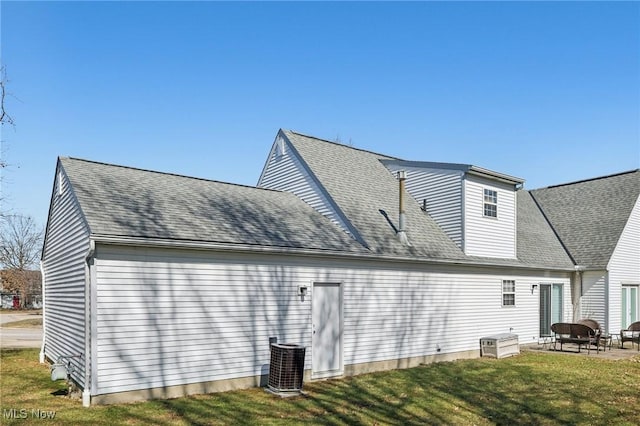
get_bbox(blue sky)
[1,1,639,229]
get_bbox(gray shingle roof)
[531,170,640,269]
[515,190,576,269]
[283,130,468,260]
[282,130,575,269]
[59,157,369,254]
[57,131,582,271]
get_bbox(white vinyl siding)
[464,175,517,258]
[607,196,640,334]
[42,166,90,388]
[342,271,555,363]
[92,244,570,396]
[580,271,607,328]
[93,246,310,395]
[257,137,353,237]
[383,165,464,248]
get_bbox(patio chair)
[620,321,640,350]
[551,322,596,354]
[577,319,603,351]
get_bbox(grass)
[1,348,640,425]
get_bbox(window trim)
[502,279,515,307]
[483,188,498,218]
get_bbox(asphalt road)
[0,312,43,349]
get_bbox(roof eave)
[89,234,575,272]
[467,167,525,186]
[380,159,525,186]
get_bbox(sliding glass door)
[622,285,639,329]
[540,284,563,336]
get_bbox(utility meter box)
[480,333,519,358]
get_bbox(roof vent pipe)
[397,170,409,245]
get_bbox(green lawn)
[1,348,639,425]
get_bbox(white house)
[40,129,635,406]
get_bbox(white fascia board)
[88,234,575,273]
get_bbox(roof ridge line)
[534,169,639,190]
[63,156,285,194]
[285,129,402,160]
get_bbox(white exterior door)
[621,285,639,329]
[312,283,342,378]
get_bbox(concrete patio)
[523,341,640,360]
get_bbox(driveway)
[1,311,39,325]
[0,311,43,349]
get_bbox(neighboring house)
[531,170,640,334]
[41,128,632,406]
[1,269,43,309]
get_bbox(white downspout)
[573,265,585,322]
[83,240,96,407]
[39,261,46,364]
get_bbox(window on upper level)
[502,280,515,306]
[483,188,497,218]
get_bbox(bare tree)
[1,214,42,269]
[1,65,12,209]
[1,65,14,175]
[0,65,14,128]
[0,215,43,307]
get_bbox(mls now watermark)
[3,408,57,420]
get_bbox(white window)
[502,280,515,306]
[484,189,497,218]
